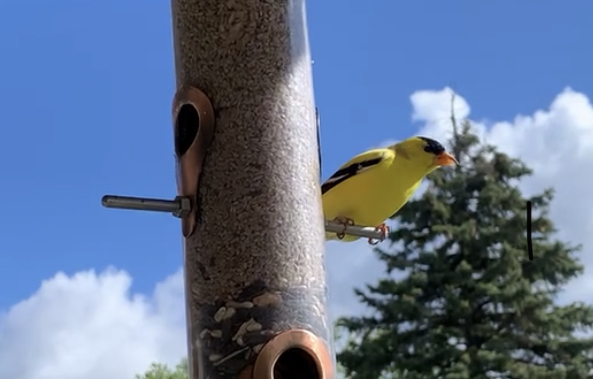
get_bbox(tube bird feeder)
[101,0,388,377]
[170,0,333,378]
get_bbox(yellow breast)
[322,157,424,241]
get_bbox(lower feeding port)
[253,329,331,379]
[274,348,320,379]
[188,281,333,379]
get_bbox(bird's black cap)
[418,136,446,155]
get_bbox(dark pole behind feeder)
[170,0,334,378]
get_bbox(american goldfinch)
[321,136,458,244]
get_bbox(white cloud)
[411,87,471,127]
[326,240,384,318]
[4,87,593,378]
[0,268,187,379]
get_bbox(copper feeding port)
[252,329,332,379]
[172,85,215,238]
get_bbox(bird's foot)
[333,217,355,240]
[368,223,390,245]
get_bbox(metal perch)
[102,194,386,242]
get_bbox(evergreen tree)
[337,117,593,379]
[134,358,188,379]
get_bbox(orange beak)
[434,151,459,166]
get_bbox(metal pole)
[170,1,335,378]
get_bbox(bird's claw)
[367,223,389,245]
[334,217,355,240]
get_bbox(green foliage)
[134,358,188,379]
[336,121,593,378]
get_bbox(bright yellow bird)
[321,136,458,244]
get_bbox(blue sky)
[1,0,593,340]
